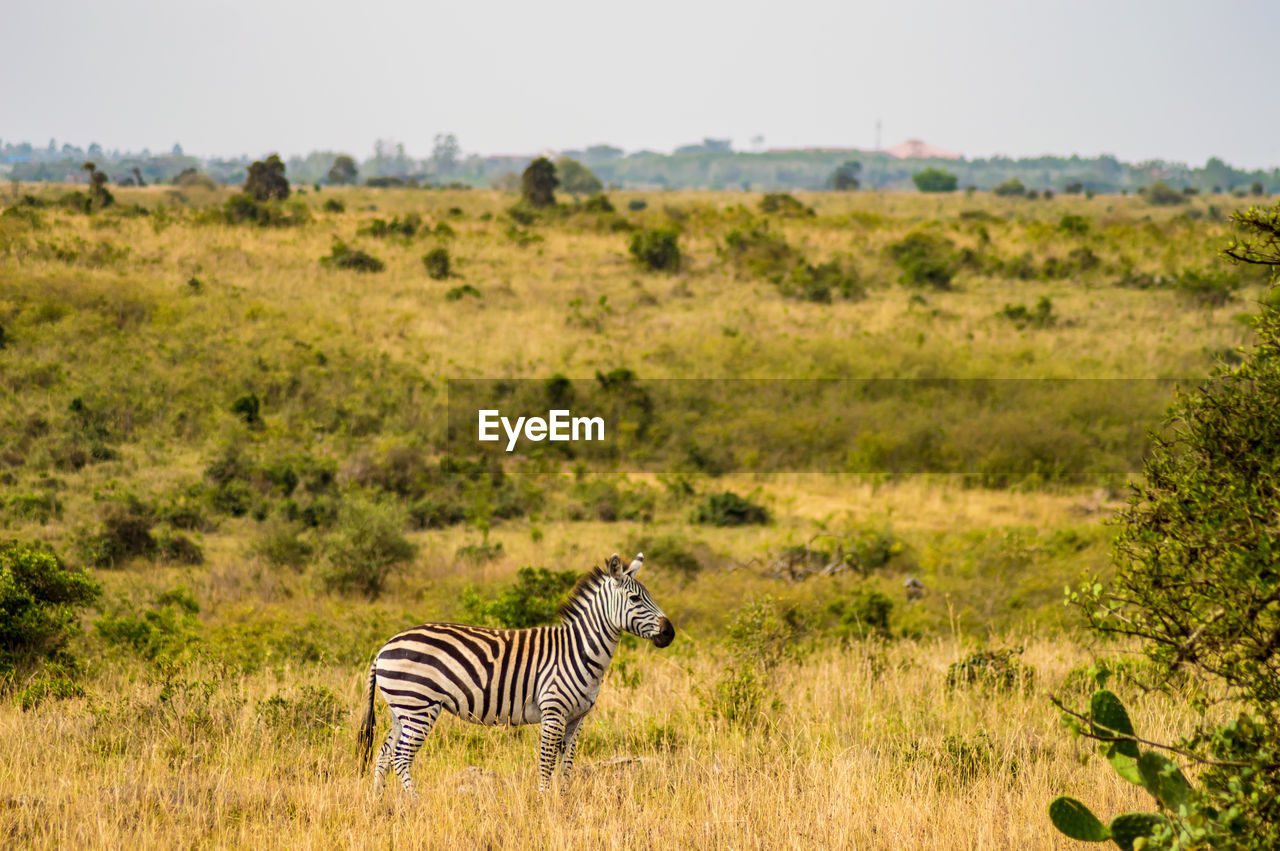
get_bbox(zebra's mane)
[556,566,609,620]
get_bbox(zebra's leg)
[537,710,566,792]
[372,712,401,793]
[391,703,441,798]
[560,716,585,776]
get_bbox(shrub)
[1064,182,1084,194]
[461,566,578,629]
[0,539,99,675]
[628,227,681,273]
[320,238,384,273]
[521,157,559,208]
[230,392,261,425]
[782,259,864,302]
[946,647,1035,692]
[555,158,603,196]
[720,225,799,279]
[243,154,290,201]
[257,685,345,739]
[759,193,815,216]
[992,178,1027,197]
[886,231,959,289]
[1172,267,1240,307]
[692,491,769,526]
[423,247,451,279]
[327,155,358,186]
[999,296,1057,328]
[359,213,420,238]
[78,495,156,567]
[1143,181,1186,206]
[703,597,804,725]
[220,194,309,227]
[321,497,416,598]
[831,160,861,191]
[627,199,648,212]
[445,284,482,301]
[829,588,894,639]
[912,168,958,193]
[582,193,614,214]
[1058,213,1090,235]
[94,588,200,661]
[255,521,314,568]
[156,531,203,565]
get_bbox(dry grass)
[0,637,1184,850]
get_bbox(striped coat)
[359,553,674,792]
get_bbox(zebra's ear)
[607,553,624,581]
[625,553,644,576]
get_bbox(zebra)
[358,552,674,793]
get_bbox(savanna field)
[0,182,1272,848]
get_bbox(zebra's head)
[606,553,675,648]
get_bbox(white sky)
[3,0,1278,169]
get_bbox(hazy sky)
[4,0,1278,168]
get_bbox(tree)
[912,168,958,193]
[430,133,460,176]
[244,154,290,201]
[327,155,358,185]
[1057,204,1280,847]
[80,162,114,211]
[521,157,559,208]
[555,157,603,196]
[830,160,861,191]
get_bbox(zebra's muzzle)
[652,617,675,648]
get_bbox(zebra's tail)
[358,661,378,773]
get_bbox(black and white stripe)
[358,553,674,793]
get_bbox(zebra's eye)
[628,594,641,603]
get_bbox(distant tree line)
[3,135,1278,195]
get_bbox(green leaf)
[1091,690,1142,783]
[1137,751,1192,813]
[1049,796,1111,842]
[1108,813,1169,851]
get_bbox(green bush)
[95,588,200,661]
[0,540,99,676]
[555,158,603,196]
[243,154,290,201]
[445,284,482,301]
[359,213,421,238]
[912,168,958,193]
[692,491,770,526]
[886,231,960,290]
[521,157,559,208]
[628,227,682,273]
[759,193,814,216]
[829,588,894,639]
[78,495,156,568]
[320,238,384,273]
[257,684,345,739]
[999,296,1057,328]
[255,521,314,568]
[627,199,648,212]
[993,178,1027,197]
[1143,181,1186,206]
[582,193,615,214]
[321,497,415,598]
[720,225,799,279]
[781,259,864,302]
[461,566,578,629]
[423,247,451,279]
